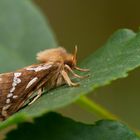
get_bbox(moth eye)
[64,60,74,68]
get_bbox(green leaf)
[0,0,57,73]
[0,46,26,72]
[0,0,140,132]
[5,112,140,140]
[1,27,140,129]
[20,29,139,117]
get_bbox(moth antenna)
[73,46,89,72]
[73,45,78,65]
[74,45,78,58]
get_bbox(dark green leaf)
[5,112,140,140]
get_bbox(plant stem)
[76,95,140,136]
[76,95,118,120]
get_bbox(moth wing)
[0,63,61,119]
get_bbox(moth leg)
[74,66,89,72]
[64,64,89,79]
[2,109,8,118]
[29,88,43,105]
[61,70,79,86]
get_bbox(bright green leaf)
[5,112,140,140]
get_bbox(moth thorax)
[36,47,76,68]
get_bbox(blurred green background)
[34,0,140,129]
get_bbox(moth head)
[36,46,77,69]
[63,46,77,68]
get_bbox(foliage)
[5,112,140,140]
[0,0,140,139]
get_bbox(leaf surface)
[6,112,140,140]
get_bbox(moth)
[0,47,89,120]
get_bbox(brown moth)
[0,47,89,120]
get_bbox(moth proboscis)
[0,46,89,120]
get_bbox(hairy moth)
[0,47,89,120]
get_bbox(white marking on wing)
[13,95,18,99]
[13,77,21,84]
[26,77,38,89]
[2,104,11,111]
[10,87,16,93]
[10,72,22,93]
[3,72,22,117]
[6,72,22,105]
[6,99,10,104]
[2,104,11,117]
[7,93,13,98]
[14,72,21,77]
[26,64,52,72]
